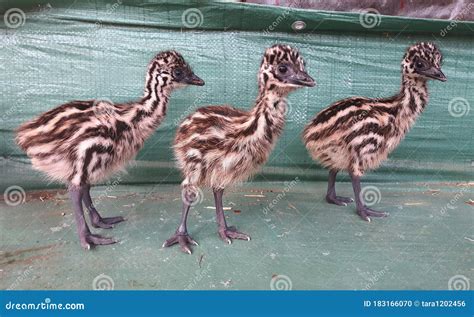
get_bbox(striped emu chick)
[16,51,204,249]
[164,44,315,254]
[303,42,446,222]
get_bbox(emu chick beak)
[186,74,205,86]
[294,71,316,87]
[423,67,447,82]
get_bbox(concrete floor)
[1,181,472,290]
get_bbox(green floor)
[1,181,472,290]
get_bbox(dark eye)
[415,60,425,69]
[278,65,288,74]
[173,68,184,78]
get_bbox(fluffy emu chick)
[303,42,446,221]
[16,51,204,249]
[164,44,315,254]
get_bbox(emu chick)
[303,42,446,221]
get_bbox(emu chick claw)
[91,216,126,229]
[326,195,354,206]
[80,233,118,250]
[163,233,199,255]
[218,226,251,244]
[357,206,389,222]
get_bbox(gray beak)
[421,66,447,82]
[185,74,205,86]
[292,71,316,87]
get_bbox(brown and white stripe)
[16,51,196,188]
[174,45,312,190]
[303,42,443,177]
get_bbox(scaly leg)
[325,169,354,206]
[214,188,250,244]
[162,186,198,254]
[349,174,389,222]
[83,185,125,229]
[69,185,117,250]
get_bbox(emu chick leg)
[69,186,117,250]
[83,185,125,229]
[326,169,354,206]
[349,174,389,222]
[214,188,250,244]
[162,188,198,254]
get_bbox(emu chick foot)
[91,215,126,229]
[326,195,354,206]
[80,232,117,250]
[162,233,198,255]
[218,226,251,244]
[357,206,389,222]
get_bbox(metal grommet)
[291,20,306,31]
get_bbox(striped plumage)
[17,99,166,186]
[16,51,204,249]
[164,44,315,254]
[174,100,286,190]
[303,42,446,221]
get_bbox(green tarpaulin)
[1,0,473,292]
[1,1,472,190]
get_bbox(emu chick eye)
[173,69,183,78]
[278,65,288,74]
[415,61,424,69]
